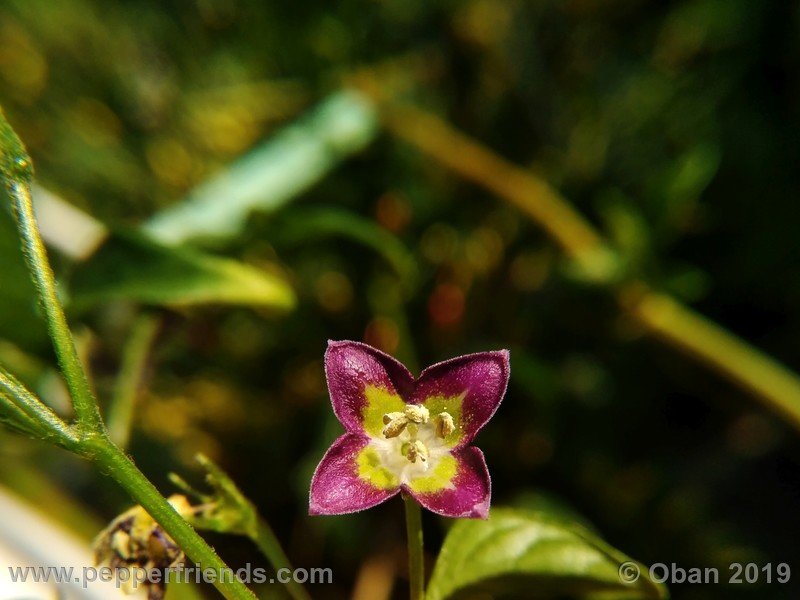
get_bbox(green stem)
[378,97,800,434]
[86,439,257,600]
[624,288,800,431]
[0,365,77,447]
[107,314,161,447]
[251,517,311,600]
[6,179,102,432]
[0,390,50,438]
[180,454,309,600]
[1,111,259,600]
[403,493,424,600]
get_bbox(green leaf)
[426,507,668,600]
[143,90,378,245]
[69,228,295,310]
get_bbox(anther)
[382,412,408,438]
[435,412,455,438]
[404,405,430,424]
[405,440,429,463]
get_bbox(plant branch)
[0,365,77,447]
[8,179,102,431]
[0,112,101,432]
[85,440,257,600]
[384,104,606,264]
[0,390,51,439]
[621,286,800,431]
[1,109,259,600]
[375,97,800,433]
[172,454,311,600]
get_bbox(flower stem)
[85,439,257,600]
[403,493,424,600]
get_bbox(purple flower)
[309,341,509,519]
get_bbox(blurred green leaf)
[143,90,378,245]
[663,265,711,303]
[560,245,624,287]
[597,189,651,273]
[426,507,668,600]
[664,144,721,207]
[271,207,417,288]
[69,229,295,310]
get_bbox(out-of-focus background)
[1,1,800,599]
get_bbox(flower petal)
[405,447,491,519]
[325,340,414,435]
[413,350,509,447]
[309,434,400,515]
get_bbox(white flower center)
[374,406,455,485]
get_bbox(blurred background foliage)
[1,0,800,598]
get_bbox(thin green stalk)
[85,440,257,600]
[107,314,161,447]
[377,97,800,434]
[624,288,800,431]
[1,109,98,431]
[181,454,310,600]
[0,390,51,438]
[1,110,259,600]
[0,365,77,447]
[2,173,101,431]
[251,517,311,600]
[403,493,424,600]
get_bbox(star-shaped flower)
[309,341,509,519]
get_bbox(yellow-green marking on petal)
[314,342,508,516]
[357,445,399,489]
[422,393,466,447]
[362,385,406,437]
[407,454,458,493]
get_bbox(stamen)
[435,412,455,438]
[382,412,408,438]
[383,412,405,424]
[404,405,430,424]
[405,440,429,464]
[400,442,411,458]
[383,405,436,465]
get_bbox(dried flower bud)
[93,495,192,600]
